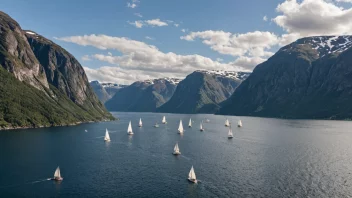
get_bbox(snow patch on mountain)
[139,77,182,85]
[196,70,251,80]
[285,36,352,58]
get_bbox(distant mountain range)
[219,36,352,119]
[104,78,180,112]
[0,11,113,129]
[157,70,250,114]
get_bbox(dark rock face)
[0,11,113,129]
[157,71,249,114]
[105,78,178,112]
[0,12,48,90]
[219,36,352,119]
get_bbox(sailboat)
[200,122,204,132]
[173,142,181,155]
[51,166,63,181]
[188,166,197,183]
[188,118,192,128]
[104,128,111,142]
[154,122,159,128]
[138,118,143,127]
[127,121,134,135]
[238,120,242,127]
[178,120,184,134]
[162,116,167,124]
[225,119,230,127]
[228,126,234,139]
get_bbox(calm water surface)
[1,112,352,197]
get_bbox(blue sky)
[2,0,352,84]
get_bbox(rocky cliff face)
[219,36,352,119]
[157,71,249,114]
[0,11,113,129]
[0,12,48,91]
[105,78,179,112]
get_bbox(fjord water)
[1,113,352,197]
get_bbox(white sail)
[139,118,143,127]
[225,119,230,126]
[178,120,184,133]
[228,127,233,137]
[188,118,192,127]
[174,143,180,153]
[104,129,111,141]
[200,122,203,131]
[238,120,242,127]
[188,166,196,180]
[54,166,61,178]
[127,121,133,134]
[162,116,166,124]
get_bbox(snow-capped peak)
[139,77,182,85]
[284,36,352,58]
[25,31,36,35]
[196,70,251,80]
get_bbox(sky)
[2,0,352,84]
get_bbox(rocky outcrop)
[219,36,352,119]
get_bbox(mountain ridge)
[219,35,352,120]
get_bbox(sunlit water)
[1,112,352,197]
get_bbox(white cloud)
[174,23,179,27]
[107,52,113,56]
[273,0,352,37]
[128,20,143,28]
[263,15,268,21]
[145,36,154,40]
[127,2,137,8]
[181,30,279,57]
[216,58,223,62]
[335,0,352,2]
[231,56,266,70]
[81,55,91,61]
[134,13,143,18]
[84,66,175,84]
[181,29,187,33]
[145,19,168,27]
[128,18,168,28]
[56,34,251,83]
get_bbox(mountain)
[90,81,111,103]
[105,78,180,112]
[101,83,127,97]
[90,81,126,103]
[219,36,352,119]
[157,70,250,114]
[0,11,113,129]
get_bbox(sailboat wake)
[180,155,191,160]
[30,178,52,184]
[0,178,51,189]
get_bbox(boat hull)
[238,125,242,127]
[51,177,63,181]
[200,129,204,132]
[104,139,111,142]
[128,132,134,135]
[173,152,181,155]
[228,136,233,139]
[188,178,197,183]
[225,125,229,127]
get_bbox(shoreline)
[0,118,118,131]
